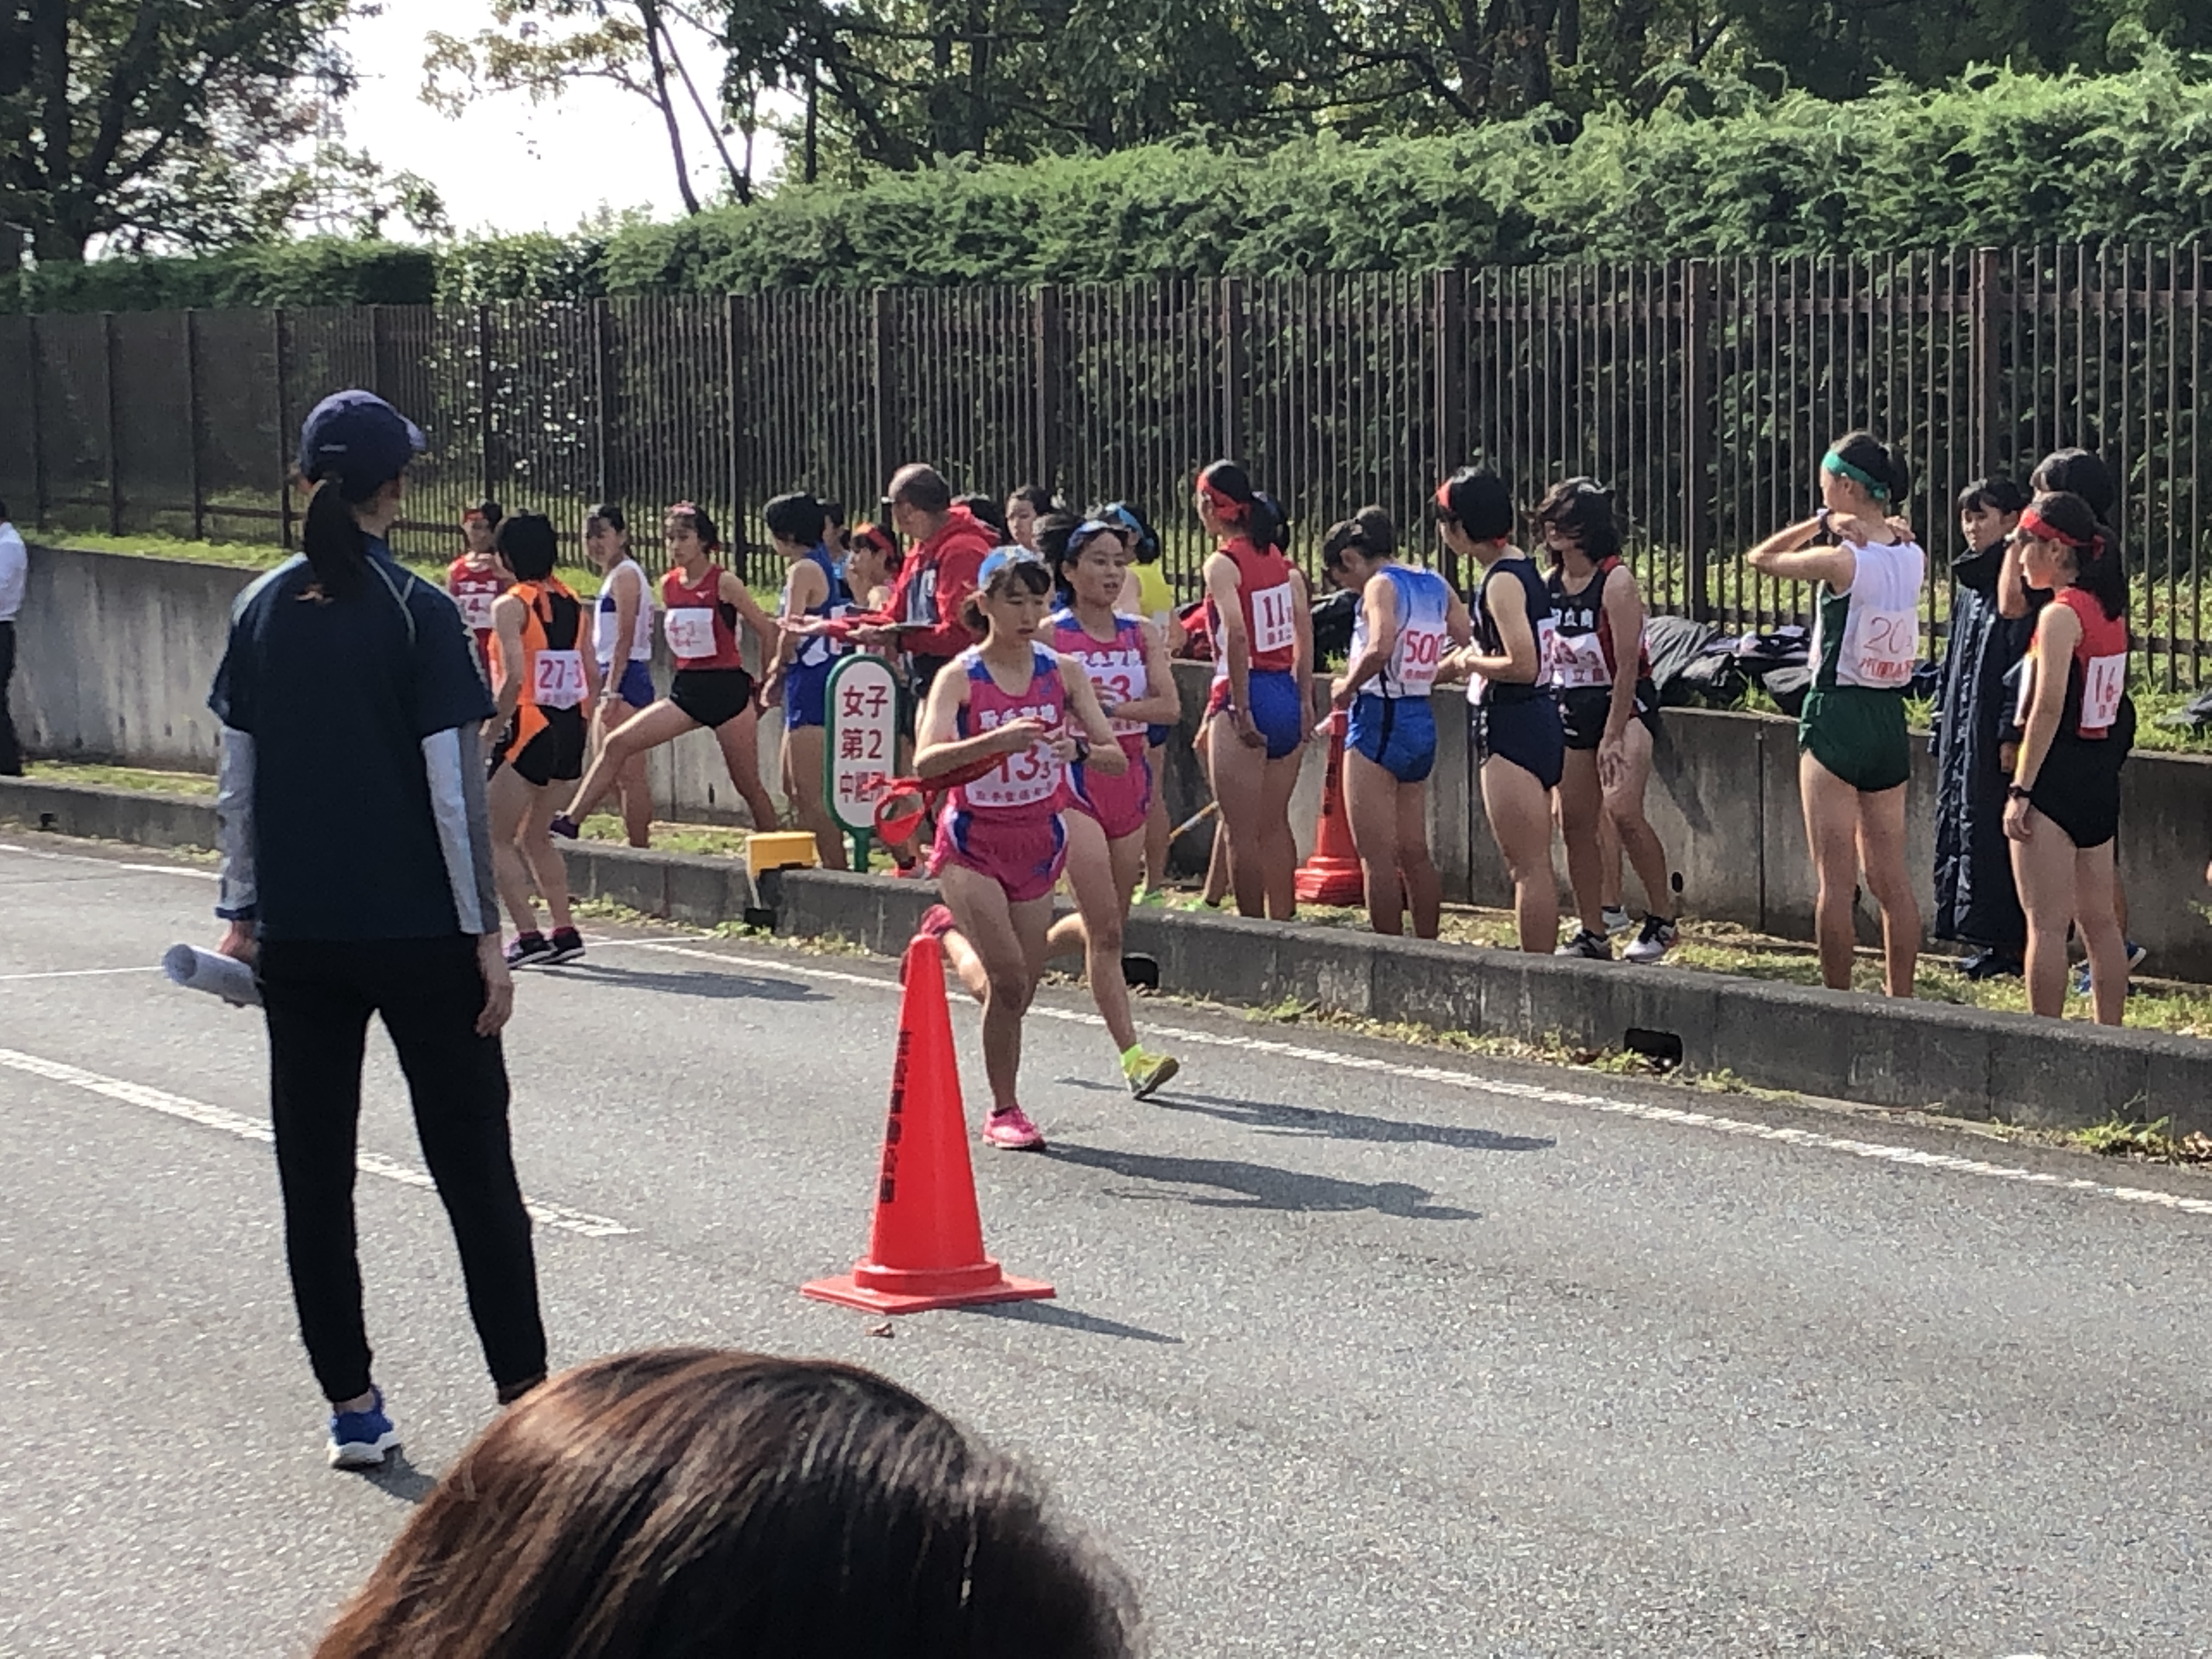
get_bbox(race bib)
[1251,582,1296,655]
[966,737,1063,808]
[1550,629,1611,690]
[2081,652,2126,733]
[664,606,716,659]
[1839,605,1917,688]
[1393,624,1446,695]
[458,590,498,630]
[1086,663,1148,737]
[532,650,587,710]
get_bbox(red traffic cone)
[1294,709,1367,906]
[802,933,1055,1314]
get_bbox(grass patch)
[2067,1115,2212,1165]
[22,759,218,798]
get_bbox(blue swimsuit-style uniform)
[1346,563,1453,784]
[1468,555,1565,790]
[783,542,853,730]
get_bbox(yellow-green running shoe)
[1121,1046,1180,1101]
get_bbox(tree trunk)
[636,0,701,216]
[804,65,819,184]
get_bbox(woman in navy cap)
[209,389,548,1470]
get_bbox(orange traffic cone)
[1294,709,1367,906]
[802,933,1056,1314]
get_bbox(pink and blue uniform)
[1049,608,1154,840]
[930,644,1070,903]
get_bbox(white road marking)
[592,938,2212,1223]
[119,862,219,881]
[0,1046,631,1239]
[0,965,161,983]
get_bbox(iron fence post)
[1434,269,1467,589]
[25,314,47,528]
[725,290,746,578]
[1220,276,1247,462]
[871,288,898,493]
[477,303,496,507]
[102,312,122,534]
[273,309,293,550]
[1032,284,1063,494]
[591,297,613,505]
[185,311,204,542]
[1682,259,1714,622]
[1970,247,2002,471]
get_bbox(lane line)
[119,862,219,881]
[0,965,161,983]
[592,938,2212,1223]
[0,1046,632,1239]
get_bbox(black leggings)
[258,935,546,1402]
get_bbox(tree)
[0,0,446,267]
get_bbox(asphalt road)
[2,833,2208,1658]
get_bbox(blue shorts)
[1211,668,1305,760]
[785,659,833,730]
[1347,693,1436,784]
[1147,723,1172,749]
[601,659,654,708]
[1473,693,1564,792]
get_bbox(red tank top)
[448,556,509,641]
[2051,586,2129,741]
[1209,537,1299,674]
[660,564,746,670]
[952,645,1069,822]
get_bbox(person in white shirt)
[0,501,25,775]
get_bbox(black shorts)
[1472,692,1565,791]
[493,708,586,787]
[2029,735,2126,850]
[1559,681,1660,751]
[669,668,757,730]
[898,655,951,743]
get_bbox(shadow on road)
[353,1447,436,1505]
[1058,1077,1551,1155]
[544,962,828,1003]
[957,1300,1182,1345]
[1043,1142,1479,1220]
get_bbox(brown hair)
[314,1350,1136,1659]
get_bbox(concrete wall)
[15,545,2212,977]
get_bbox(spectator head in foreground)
[298,390,428,600]
[313,1348,1139,1659]
[887,463,955,541]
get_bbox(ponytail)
[1199,459,1289,554]
[302,478,370,600]
[2025,490,2128,622]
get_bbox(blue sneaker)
[327,1387,399,1469]
[2073,941,2147,997]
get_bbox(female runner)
[1323,516,1470,938]
[1032,513,1183,1097]
[912,550,1127,1150]
[2005,490,2134,1024]
[584,502,654,848]
[1747,430,1924,996]
[552,502,781,838]
[760,491,852,868]
[1195,461,1312,921]
[483,512,597,967]
[1435,465,1566,955]
[1538,479,1678,964]
[448,499,510,680]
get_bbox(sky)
[337,0,784,238]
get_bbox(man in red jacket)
[845,463,997,704]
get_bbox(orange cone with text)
[1294,708,1367,906]
[802,932,1055,1313]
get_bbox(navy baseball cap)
[298,390,425,489]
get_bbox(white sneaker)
[1601,905,1633,938]
[1623,916,1679,965]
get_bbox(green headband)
[1823,450,1891,503]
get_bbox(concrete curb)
[6,775,2206,1137]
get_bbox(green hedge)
[15,57,2212,312]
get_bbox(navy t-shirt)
[210,545,495,942]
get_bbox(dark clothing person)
[1932,539,2032,950]
[212,521,546,1412]
[0,514,24,775]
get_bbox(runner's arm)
[2006,606,2078,833]
[1203,553,1257,731]
[718,569,780,653]
[1061,656,1128,776]
[1599,563,1646,746]
[913,668,1035,777]
[768,561,824,681]
[603,565,642,704]
[1748,518,1853,586]
[488,591,528,726]
[1464,572,1541,684]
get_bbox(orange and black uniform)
[489,578,590,787]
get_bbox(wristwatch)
[2006,783,2032,801]
[1071,738,1091,766]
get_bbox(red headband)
[2020,506,2101,557]
[1433,479,1456,516]
[1198,472,1251,523]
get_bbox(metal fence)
[3,243,2209,683]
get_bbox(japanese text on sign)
[824,655,902,834]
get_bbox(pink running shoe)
[918,903,956,940]
[983,1105,1045,1150]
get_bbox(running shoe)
[505,932,556,969]
[546,814,581,841]
[1959,948,2022,982]
[983,1105,1046,1150]
[327,1387,399,1470]
[2074,940,2147,996]
[1601,904,1633,938]
[918,904,957,941]
[1622,915,1679,965]
[1555,927,1612,961]
[543,927,586,964]
[1121,1046,1180,1101]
